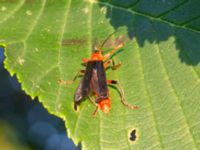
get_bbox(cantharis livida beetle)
[59,32,138,115]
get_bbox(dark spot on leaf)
[129,129,137,142]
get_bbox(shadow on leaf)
[98,0,200,66]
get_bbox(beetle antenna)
[92,38,97,52]
[100,29,118,49]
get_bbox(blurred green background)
[0,47,80,150]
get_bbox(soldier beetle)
[59,32,138,115]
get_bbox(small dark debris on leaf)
[129,129,137,142]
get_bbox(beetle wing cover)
[74,62,93,102]
[89,61,109,102]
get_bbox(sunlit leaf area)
[1,0,200,150]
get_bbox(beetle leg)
[111,59,122,70]
[104,59,122,70]
[82,58,88,63]
[71,70,85,82]
[92,106,99,116]
[103,43,124,61]
[88,95,99,116]
[103,59,112,69]
[88,95,97,106]
[58,70,85,84]
[107,80,138,110]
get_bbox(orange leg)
[82,58,88,63]
[58,70,85,85]
[103,43,124,62]
[107,80,138,110]
[104,59,122,70]
[88,95,99,116]
[103,60,112,69]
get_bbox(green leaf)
[1,0,200,149]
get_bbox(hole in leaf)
[129,129,137,142]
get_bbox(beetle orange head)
[98,98,111,113]
[91,51,103,61]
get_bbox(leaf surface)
[1,0,200,149]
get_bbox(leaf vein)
[0,0,26,25]
[150,20,198,149]
[11,0,46,69]
[157,0,189,18]
[30,64,57,93]
[98,1,200,34]
[136,38,165,149]
[55,0,72,113]
[24,0,47,40]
